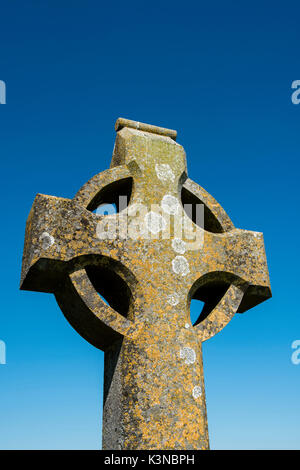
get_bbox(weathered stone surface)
[20,117,271,450]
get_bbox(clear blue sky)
[1,0,299,450]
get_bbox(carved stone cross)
[20,118,271,450]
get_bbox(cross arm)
[20,192,143,350]
[187,227,271,314]
[20,193,94,292]
[184,226,271,343]
[20,192,125,292]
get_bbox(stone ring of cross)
[20,118,271,450]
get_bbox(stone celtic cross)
[20,118,271,450]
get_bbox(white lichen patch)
[185,323,190,329]
[155,164,175,183]
[172,256,190,276]
[180,347,196,365]
[144,211,166,234]
[172,238,186,254]
[161,194,181,215]
[167,292,180,306]
[192,385,202,399]
[40,232,54,250]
